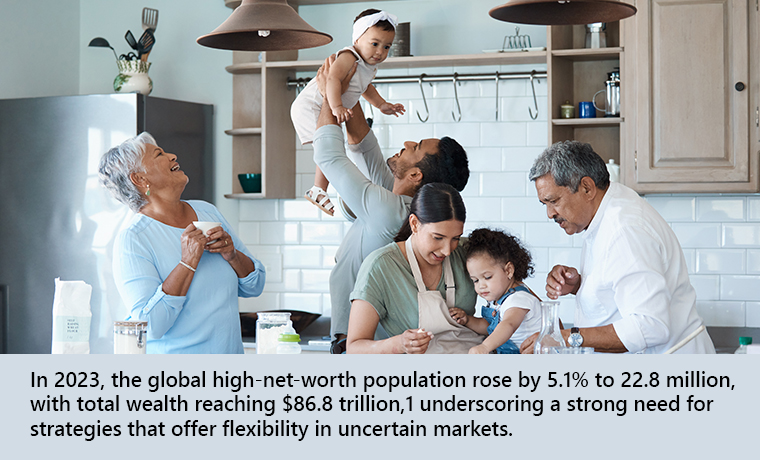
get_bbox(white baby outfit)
[290,46,378,144]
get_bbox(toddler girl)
[449,228,542,354]
[291,8,405,216]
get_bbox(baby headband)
[352,11,398,44]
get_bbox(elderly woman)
[99,132,266,353]
[347,183,484,354]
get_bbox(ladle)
[88,37,119,62]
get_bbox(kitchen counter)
[242,337,330,354]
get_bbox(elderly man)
[312,58,469,353]
[521,141,714,354]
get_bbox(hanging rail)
[287,70,546,122]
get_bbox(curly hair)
[465,228,534,281]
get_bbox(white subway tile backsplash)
[720,275,760,301]
[260,222,299,245]
[238,222,260,245]
[747,250,760,274]
[746,302,760,327]
[281,199,322,221]
[462,197,502,221]
[695,249,746,274]
[548,247,582,269]
[528,246,549,273]
[502,197,547,222]
[459,97,500,122]
[722,223,760,247]
[696,197,745,222]
[696,301,745,327]
[749,197,760,221]
[479,122,527,147]
[479,172,526,197]
[256,252,283,283]
[689,275,720,300]
[461,173,480,198]
[239,293,280,312]
[301,269,332,292]
[301,222,344,245]
[671,223,721,248]
[526,120,549,147]
[239,199,278,221]
[433,122,480,147]
[502,146,544,172]
[466,147,502,172]
[388,123,435,147]
[525,222,574,247]
[282,246,322,268]
[263,269,300,293]
[323,245,338,268]
[682,249,696,274]
[645,196,695,222]
[282,293,322,313]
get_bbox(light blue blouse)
[113,200,265,354]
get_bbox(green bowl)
[238,173,261,193]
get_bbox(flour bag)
[51,278,92,354]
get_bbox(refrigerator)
[0,94,213,353]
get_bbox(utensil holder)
[114,60,152,95]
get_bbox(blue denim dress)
[481,285,531,354]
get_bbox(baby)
[449,228,542,354]
[290,8,405,216]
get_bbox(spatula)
[137,29,155,62]
[142,7,159,32]
[125,30,138,50]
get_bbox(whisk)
[501,27,532,51]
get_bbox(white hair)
[98,132,156,212]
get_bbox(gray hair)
[98,132,156,212]
[528,140,610,192]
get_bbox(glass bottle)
[113,321,148,354]
[734,336,753,354]
[534,301,566,354]
[256,312,291,354]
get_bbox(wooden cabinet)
[621,0,759,193]
[547,22,625,168]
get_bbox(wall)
[0,0,81,98]
[234,0,760,330]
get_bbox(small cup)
[560,101,575,119]
[193,221,221,244]
[579,101,596,118]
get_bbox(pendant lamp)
[197,0,332,51]
[489,0,636,25]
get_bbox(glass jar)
[534,301,566,354]
[276,333,302,354]
[256,312,292,354]
[113,321,148,354]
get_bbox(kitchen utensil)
[88,37,119,61]
[119,52,138,61]
[579,101,596,118]
[142,7,159,32]
[238,173,262,193]
[663,325,706,354]
[585,23,607,48]
[501,26,532,51]
[136,29,155,61]
[593,68,620,117]
[125,30,138,50]
[240,310,322,338]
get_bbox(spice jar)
[560,101,575,119]
[276,333,302,354]
[113,321,148,354]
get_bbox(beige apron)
[406,237,485,354]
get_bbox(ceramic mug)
[579,101,596,118]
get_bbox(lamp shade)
[489,0,637,25]
[197,0,332,51]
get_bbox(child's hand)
[448,307,468,325]
[379,102,405,117]
[468,344,490,354]
[332,106,353,123]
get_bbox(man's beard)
[387,155,407,179]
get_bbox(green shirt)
[350,240,477,338]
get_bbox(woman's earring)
[146,184,150,196]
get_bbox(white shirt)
[496,290,541,347]
[575,182,715,354]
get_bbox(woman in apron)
[347,183,484,353]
